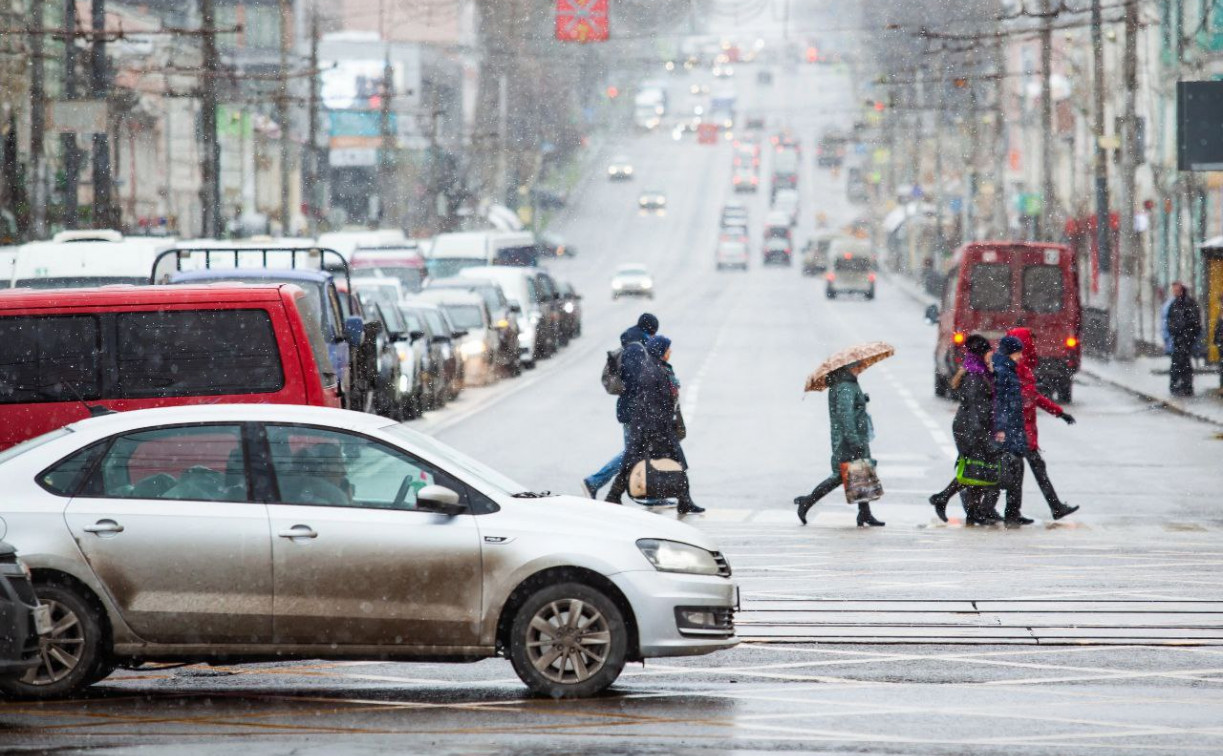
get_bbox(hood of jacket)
[620,325,650,347]
[1007,327,1036,357]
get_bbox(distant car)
[732,167,759,193]
[400,302,459,408]
[772,189,800,226]
[611,264,655,300]
[716,240,750,271]
[801,235,834,277]
[0,541,45,687]
[638,189,667,212]
[416,290,499,387]
[763,237,793,266]
[425,277,522,377]
[537,231,577,258]
[756,69,774,86]
[712,64,734,78]
[558,281,583,340]
[826,245,876,300]
[721,202,749,228]
[690,83,710,95]
[607,156,634,181]
[720,226,750,245]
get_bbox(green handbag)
[955,456,1000,486]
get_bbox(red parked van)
[0,284,340,450]
[932,242,1081,402]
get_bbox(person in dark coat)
[1167,282,1203,397]
[793,365,885,527]
[605,335,704,514]
[1214,294,1223,395]
[582,313,659,498]
[992,336,1030,526]
[928,334,1002,525]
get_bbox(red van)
[0,284,340,450]
[932,242,1081,402]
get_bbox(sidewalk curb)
[882,271,1223,429]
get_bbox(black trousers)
[998,452,1025,516]
[1024,448,1062,509]
[1170,343,1195,395]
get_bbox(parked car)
[611,264,655,300]
[930,242,1080,402]
[348,282,414,418]
[558,281,583,340]
[0,541,46,685]
[0,404,737,699]
[425,277,522,376]
[416,290,499,386]
[405,301,464,402]
[825,240,876,300]
[319,230,427,293]
[3,230,173,289]
[397,304,445,412]
[459,266,557,367]
[0,284,347,450]
[531,269,568,349]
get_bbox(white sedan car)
[611,264,656,299]
[0,405,736,700]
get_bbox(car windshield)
[360,266,423,293]
[766,239,789,250]
[384,425,525,497]
[617,267,649,277]
[443,304,484,330]
[427,258,485,279]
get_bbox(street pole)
[29,0,46,239]
[90,0,113,229]
[377,53,395,228]
[1115,0,1139,359]
[62,0,79,229]
[1091,0,1112,325]
[305,12,321,237]
[993,36,1008,237]
[1040,0,1055,241]
[199,0,221,238]
[277,0,291,235]
[934,52,946,255]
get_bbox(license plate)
[32,604,52,636]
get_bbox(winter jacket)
[991,352,1028,454]
[825,369,872,475]
[619,344,686,471]
[614,326,653,422]
[952,369,995,459]
[1167,294,1203,348]
[1007,327,1065,451]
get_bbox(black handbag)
[630,459,688,499]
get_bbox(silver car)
[610,264,655,300]
[0,405,737,700]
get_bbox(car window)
[401,308,425,333]
[115,309,285,398]
[85,425,249,502]
[423,310,449,336]
[835,257,871,272]
[266,425,468,511]
[39,441,105,497]
[969,263,1012,311]
[293,291,339,387]
[443,304,485,330]
[0,315,102,404]
[1022,265,1064,314]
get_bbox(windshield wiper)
[511,491,554,498]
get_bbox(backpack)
[602,348,624,395]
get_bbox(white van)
[459,265,549,367]
[428,231,537,278]
[5,230,175,289]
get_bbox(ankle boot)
[1050,502,1079,520]
[857,502,885,527]
[794,495,814,525]
[928,493,948,523]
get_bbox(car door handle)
[83,519,124,535]
[277,525,318,540]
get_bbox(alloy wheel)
[23,599,85,686]
[525,599,611,684]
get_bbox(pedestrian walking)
[1007,327,1079,521]
[1167,282,1203,397]
[1214,294,1223,396]
[992,336,1031,526]
[794,341,893,528]
[582,313,660,499]
[928,334,1003,525]
[605,335,705,514]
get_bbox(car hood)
[497,495,720,552]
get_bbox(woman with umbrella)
[794,342,892,527]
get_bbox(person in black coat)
[928,334,1003,525]
[605,335,704,514]
[1167,282,1203,397]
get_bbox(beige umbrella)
[804,341,896,392]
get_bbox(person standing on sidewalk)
[1167,282,1203,397]
[582,313,659,498]
[992,336,1031,526]
[1007,327,1080,521]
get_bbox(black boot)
[677,498,705,515]
[1050,502,1080,520]
[857,502,885,527]
[928,494,948,523]
[794,495,815,525]
[1004,510,1034,527]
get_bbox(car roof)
[61,404,397,439]
[170,268,329,283]
[0,283,295,309]
[616,264,649,272]
[416,289,484,305]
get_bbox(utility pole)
[1039,0,1055,240]
[992,35,1008,237]
[305,12,321,237]
[377,52,395,228]
[62,0,79,229]
[276,0,292,235]
[199,0,222,238]
[1115,0,1140,359]
[90,0,113,229]
[29,0,46,239]
[934,52,947,255]
[1091,0,1112,314]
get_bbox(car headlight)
[563,301,575,314]
[397,374,409,392]
[608,167,617,174]
[459,340,485,358]
[641,280,653,289]
[529,311,542,324]
[637,539,721,575]
[612,281,624,290]
[624,166,633,175]
[394,343,411,361]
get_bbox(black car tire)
[0,582,107,700]
[523,359,536,370]
[508,582,628,699]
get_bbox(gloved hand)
[1060,413,1076,425]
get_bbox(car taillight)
[868,273,876,282]
[826,272,835,281]
[1065,336,1078,349]
[953,332,966,346]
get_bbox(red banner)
[556,0,609,43]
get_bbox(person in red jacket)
[1006,327,1080,521]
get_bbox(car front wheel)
[0,582,107,700]
[508,582,628,699]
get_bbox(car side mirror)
[416,485,465,516]
[924,304,940,324]
[344,316,365,347]
[409,329,426,342]
[431,335,450,344]
[508,303,523,314]
[451,329,469,339]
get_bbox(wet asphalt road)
[5,4,1223,752]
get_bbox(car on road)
[3,230,174,289]
[400,302,460,407]
[607,156,634,181]
[0,540,46,684]
[732,167,759,193]
[611,264,655,300]
[0,404,737,699]
[756,69,774,86]
[817,131,848,168]
[930,242,1080,402]
[416,290,499,387]
[347,283,411,419]
[425,277,522,376]
[772,189,799,226]
[825,240,876,300]
[801,234,835,277]
[459,266,557,368]
[638,189,667,213]
[721,202,749,228]
[771,148,800,198]
[716,239,750,271]
[763,237,793,266]
[558,281,583,340]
